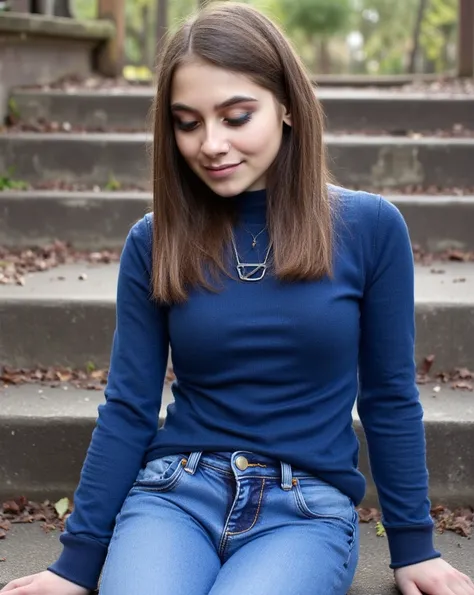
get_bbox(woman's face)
[170,59,291,197]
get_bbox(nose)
[200,126,230,158]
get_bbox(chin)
[206,180,253,198]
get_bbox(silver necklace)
[230,234,273,282]
[245,226,267,249]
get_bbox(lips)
[205,163,241,171]
[202,161,243,180]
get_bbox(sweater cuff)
[47,533,108,592]
[386,524,441,569]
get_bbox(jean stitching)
[133,462,185,492]
[293,479,354,526]
[218,478,240,558]
[226,478,266,536]
[199,461,234,476]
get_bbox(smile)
[204,162,243,178]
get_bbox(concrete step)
[1,191,474,252]
[0,262,473,371]
[0,381,473,506]
[9,87,474,132]
[1,519,473,593]
[1,133,474,189]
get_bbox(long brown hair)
[151,1,335,304]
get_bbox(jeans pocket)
[293,477,358,569]
[293,477,355,525]
[133,454,187,492]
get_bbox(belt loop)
[280,461,293,491]
[184,451,202,474]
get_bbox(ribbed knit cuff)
[48,533,108,592]
[386,524,441,569]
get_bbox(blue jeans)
[100,451,359,594]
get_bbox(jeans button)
[235,456,249,471]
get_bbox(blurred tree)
[353,0,418,73]
[420,0,457,71]
[353,0,456,74]
[277,0,352,72]
[156,0,168,52]
[72,0,96,19]
[408,0,428,72]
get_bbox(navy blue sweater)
[49,186,440,590]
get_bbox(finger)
[398,583,423,595]
[449,572,474,595]
[460,573,474,590]
[456,574,474,595]
[0,575,35,592]
[449,579,472,595]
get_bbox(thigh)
[99,455,221,595]
[209,522,359,595]
[209,471,360,595]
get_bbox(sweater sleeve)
[357,196,441,569]
[48,215,169,591]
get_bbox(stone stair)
[2,521,474,593]
[2,131,474,188]
[1,83,474,591]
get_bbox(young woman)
[2,3,473,594]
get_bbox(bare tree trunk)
[318,39,331,74]
[156,0,168,54]
[408,0,428,74]
[54,0,73,17]
[458,0,474,77]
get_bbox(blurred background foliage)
[73,0,458,76]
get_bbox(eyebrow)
[171,95,258,113]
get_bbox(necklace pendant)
[252,240,257,249]
[237,264,267,282]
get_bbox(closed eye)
[175,120,199,132]
[174,112,253,132]
[226,112,252,127]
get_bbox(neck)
[233,188,267,224]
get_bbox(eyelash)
[175,112,252,132]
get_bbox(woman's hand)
[0,571,90,594]
[395,558,474,594]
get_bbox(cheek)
[175,133,197,161]
[236,116,283,159]
[240,129,282,162]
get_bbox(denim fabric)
[99,451,359,594]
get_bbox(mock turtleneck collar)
[233,188,267,224]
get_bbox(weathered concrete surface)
[0,263,116,369]
[0,13,115,40]
[0,383,173,502]
[0,12,113,120]
[0,191,152,250]
[1,192,473,252]
[390,196,474,253]
[1,378,473,504]
[1,133,474,188]
[1,522,473,593]
[0,262,473,370]
[10,87,474,131]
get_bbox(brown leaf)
[2,501,20,514]
[419,355,435,376]
[452,381,473,391]
[448,250,469,262]
[357,507,381,523]
[456,368,473,379]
